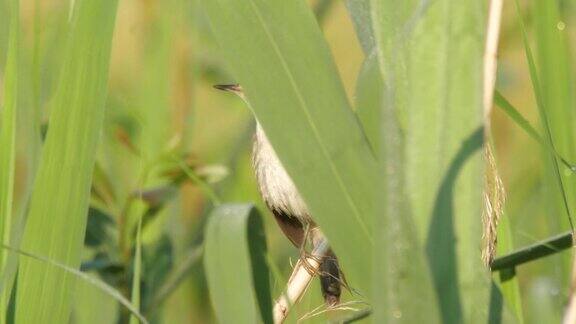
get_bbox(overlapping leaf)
[15,1,119,323]
[204,204,272,324]
[203,0,378,296]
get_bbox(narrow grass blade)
[203,0,378,296]
[494,91,547,149]
[513,0,575,232]
[175,157,222,206]
[0,0,19,320]
[371,0,489,322]
[14,1,119,323]
[532,0,576,172]
[2,244,148,324]
[204,204,272,324]
[513,1,576,317]
[532,0,576,269]
[491,231,572,271]
[494,91,574,170]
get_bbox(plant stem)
[483,0,503,126]
[490,231,573,271]
[273,240,329,324]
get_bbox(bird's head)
[213,84,245,100]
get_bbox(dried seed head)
[482,144,506,266]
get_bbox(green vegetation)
[0,0,575,323]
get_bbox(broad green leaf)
[0,0,19,320]
[371,0,489,322]
[375,111,440,324]
[204,204,272,324]
[15,1,119,323]
[203,0,378,296]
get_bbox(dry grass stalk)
[483,0,503,124]
[481,0,505,266]
[273,240,329,324]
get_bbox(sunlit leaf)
[371,0,489,322]
[15,2,119,323]
[203,0,378,297]
[204,204,272,324]
[0,0,19,319]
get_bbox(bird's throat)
[252,123,312,224]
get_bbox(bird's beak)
[213,84,243,94]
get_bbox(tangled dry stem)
[273,239,330,324]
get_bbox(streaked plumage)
[215,84,342,306]
[252,123,312,223]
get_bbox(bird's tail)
[319,250,342,306]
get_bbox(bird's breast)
[252,123,312,224]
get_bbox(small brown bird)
[214,84,342,306]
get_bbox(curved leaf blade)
[3,244,148,324]
[204,204,272,324]
[371,0,489,322]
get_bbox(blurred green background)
[1,0,576,322]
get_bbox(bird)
[214,84,343,306]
